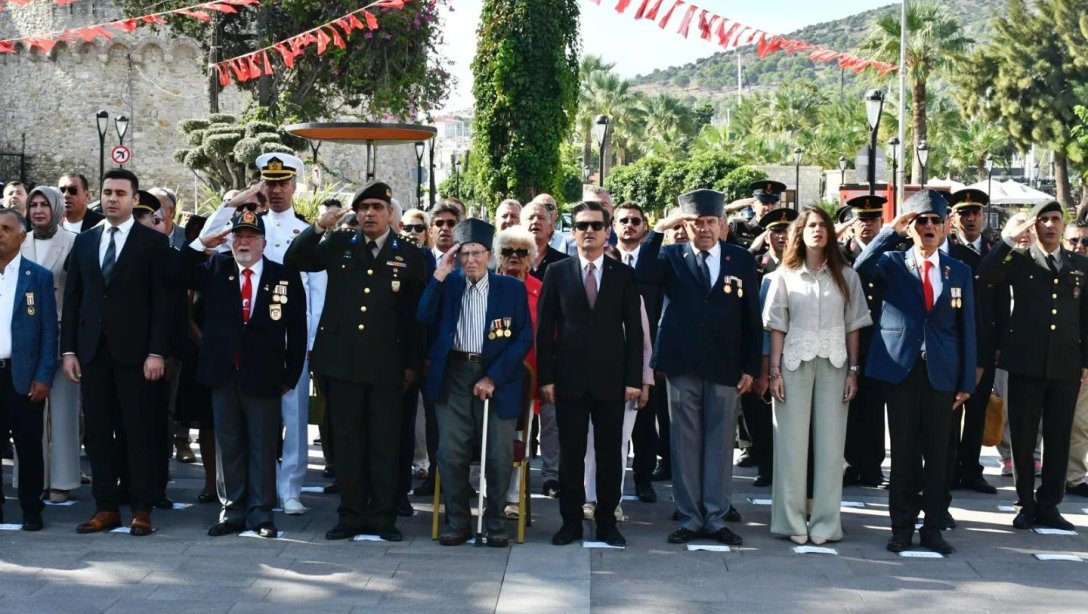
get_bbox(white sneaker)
[614,504,624,522]
[582,502,596,520]
[282,497,308,515]
[504,503,520,519]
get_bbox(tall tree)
[956,0,1088,205]
[858,1,971,183]
[576,55,617,168]
[472,0,580,201]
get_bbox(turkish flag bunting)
[657,0,683,29]
[676,5,697,37]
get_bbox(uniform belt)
[450,350,482,363]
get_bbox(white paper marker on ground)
[1034,553,1082,562]
[841,501,866,509]
[794,545,838,555]
[171,502,193,510]
[300,486,325,493]
[0,524,22,530]
[997,505,1017,512]
[43,500,78,507]
[899,550,943,558]
[240,530,285,539]
[687,544,731,552]
[1034,528,1078,536]
[747,498,772,506]
[583,541,625,550]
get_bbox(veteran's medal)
[737,279,744,298]
[391,280,401,293]
[270,303,282,321]
[26,291,35,316]
[723,276,733,294]
[503,317,512,337]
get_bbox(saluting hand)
[201,227,232,249]
[891,211,918,235]
[1003,214,1036,240]
[227,184,262,209]
[653,212,696,233]
[434,243,461,282]
[316,209,354,233]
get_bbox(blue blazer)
[417,270,533,419]
[641,237,762,386]
[854,227,976,393]
[11,257,58,395]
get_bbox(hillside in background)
[631,0,1002,103]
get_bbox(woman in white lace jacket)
[763,206,872,545]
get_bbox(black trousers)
[949,367,995,484]
[845,375,886,480]
[0,364,44,515]
[556,393,624,528]
[82,349,158,513]
[211,371,279,528]
[630,380,661,484]
[398,383,422,497]
[1006,373,1079,513]
[740,390,773,478]
[150,375,171,500]
[885,361,953,533]
[325,377,402,531]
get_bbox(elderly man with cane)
[417,219,532,547]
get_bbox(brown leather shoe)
[130,511,154,536]
[76,511,122,534]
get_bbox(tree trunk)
[977,157,986,182]
[207,14,220,114]
[256,6,275,113]
[1054,151,1072,207]
[910,79,927,185]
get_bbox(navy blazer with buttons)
[854,227,977,393]
[641,236,762,386]
[417,270,532,419]
[9,256,58,394]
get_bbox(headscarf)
[27,185,65,240]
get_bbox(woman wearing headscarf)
[19,186,80,503]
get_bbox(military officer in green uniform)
[284,181,426,542]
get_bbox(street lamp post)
[115,115,129,168]
[428,142,436,209]
[793,147,803,209]
[888,137,901,214]
[985,154,994,233]
[95,110,108,187]
[916,140,929,187]
[414,141,425,208]
[594,115,610,187]
[1033,162,1040,188]
[865,90,885,197]
[582,165,591,184]
[451,154,460,199]
[838,155,848,186]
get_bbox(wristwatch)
[848,365,861,374]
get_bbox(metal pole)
[987,169,994,233]
[98,132,105,190]
[598,133,606,187]
[896,0,907,204]
[794,162,801,208]
[428,142,436,209]
[891,156,898,215]
[868,129,877,197]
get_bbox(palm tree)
[944,117,1008,181]
[585,72,645,166]
[575,55,617,168]
[858,1,971,183]
[638,93,696,158]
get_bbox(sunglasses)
[574,221,606,232]
[617,217,643,227]
[500,247,529,258]
[236,202,261,212]
[403,224,427,233]
[1067,238,1088,247]
[61,186,80,195]
[913,215,942,227]
[432,219,457,228]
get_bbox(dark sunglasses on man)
[574,221,606,232]
[432,219,457,229]
[1067,237,1088,248]
[61,186,80,195]
[403,223,427,233]
[913,215,942,227]
[500,247,529,258]
[235,201,261,212]
[617,217,642,227]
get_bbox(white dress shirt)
[454,274,489,353]
[578,253,605,290]
[693,242,722,286]
[62,219,82,234]
[617,244,642,269]
[238,258,264,292]
[263,207,309,264]
[912,247,942,352]
[0,254,22,359]
[99,216,135,267]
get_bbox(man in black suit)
[978,201,1088,532]
[946,189,998,496]
[61,168,171,536]
[180,210,306,539]
[538,201,642,548]
[285,181,426,542]
[58,173,104,233]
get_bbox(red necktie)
[922,260,934,312]
[241,268,253,323]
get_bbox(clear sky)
[438,0,896,112]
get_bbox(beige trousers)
[1066,381,1088,487]
[771,357,849,541]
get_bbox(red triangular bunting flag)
[642,0,664,20]
[177,9,212,22]
[316,29,330,54]
[363,10,379,30]
[262,50,274,76]
[615,0,632,13]
[657,0,683,29]
[273,42,297,68]
[676,4,697,37]
[111,19,139,32]
[327,26,346,49]
[632,0,651,19]
[142,15,167,25]
[247,53,262,78]
[217,64,231,87]
[204,3,239,14]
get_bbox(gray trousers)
[1066,381,1088,487]
[212,372,280,528]
[436,358,516,532]
[667,374,736,533]
[539,402,560,482]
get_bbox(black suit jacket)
[536,254,643,401]
[948,234,999,367]
[286,226,426,385]
[178,250,306,398]
[625,233,664,338]
[79,209,105,232]
[61,220,171,365]
[530,246,569,281]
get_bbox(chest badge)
[25,291,35,316]
[391,280,401,293]
[269,303,282,321]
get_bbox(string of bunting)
[213,0,410,88]
[587,0,897,75]
[0,0,260,53]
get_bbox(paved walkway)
[2,435,1086,613]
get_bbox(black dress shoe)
[439,528,472,546]
[886,532,912,553]
[919,528,954,555]
[207,520,245,537]
[842,469,860,487]
[395,496,415,517]
[325,524,365,540]
[541,479,560,498]
[667,527,700,544]
[1012,510,1034,530]
[154,498,174,511]
[959,475,998,494]
[651,463,671,482]
[378,526,403,542]
[322,466,336,479]
[635,482,657,503]
[551,523,583,545]
[1035,508,1075,531]
[486,529,510,548]
[1066,482,1088,498]
[597,525,626,547]
[752,474,772,487]
[671,509,681,521]
[710,527,743,546]
[323,483,340,494]
[724,506,742,522]
[736,451,756,468]
[934,510,957,529]
[857,473,886,487]
[255,522,278,539]
[197,491,217,504]
[21,514,43,532]
[412,479,435,497]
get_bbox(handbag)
[983,392,1005,447]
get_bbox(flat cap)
[902,189,948,219]
[453,218,495,249]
